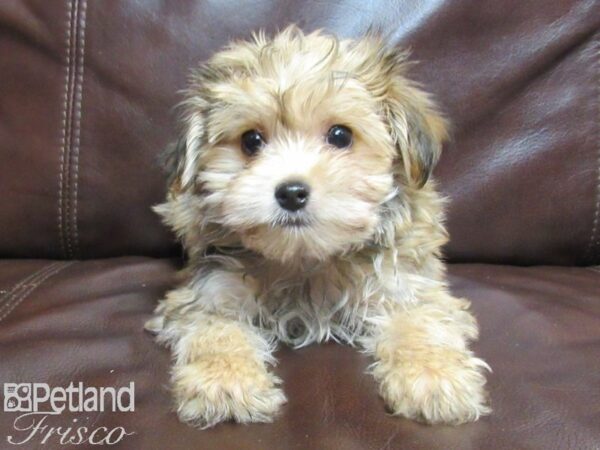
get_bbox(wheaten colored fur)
[146,26,490,428]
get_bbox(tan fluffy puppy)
[146,26,490,428]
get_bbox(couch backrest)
[1,0,598,265]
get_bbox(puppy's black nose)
[275,181,310,211]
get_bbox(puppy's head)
[160,27,448,263]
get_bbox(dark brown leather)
[1,0,598,263]
[2,1,600,449]
[0,259,598,449]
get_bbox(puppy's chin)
[237,217,377,264]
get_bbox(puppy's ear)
[160,112,205,192]
[383,61,448,188]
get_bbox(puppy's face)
[166,28,447,263]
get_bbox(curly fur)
[147,26,490,428]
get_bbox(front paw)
[172,354,287,428]
[374,347,490,425]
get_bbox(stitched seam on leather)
[585,34,600,263]
[64,0,79,258]
[58,0,87,259]
[70,0,87,258]
[58,0,74,258]
[0,262,62,305]
[0,262,73,324]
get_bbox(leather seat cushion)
[0,258,598,449]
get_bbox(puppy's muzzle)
[275,181,310,212]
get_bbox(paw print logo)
[3,383,32,412]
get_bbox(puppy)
[146,26,490,428]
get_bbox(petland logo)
[3,382,136,446]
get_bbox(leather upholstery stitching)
[70,0,88,258]
[58,0,73,259]
[0,263,62,305]
[63,0,79,258]
[585,34,600,263]
[58,0,87,259]
[0,262,73,324]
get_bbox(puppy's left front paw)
[374,347,491,425]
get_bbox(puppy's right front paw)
[172,354,286,428]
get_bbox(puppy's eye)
[241,130,265,156]
[326,125,353,149]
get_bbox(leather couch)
[1,1,598,449]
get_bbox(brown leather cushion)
[1,258,598,449]
[1,1,598,264]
